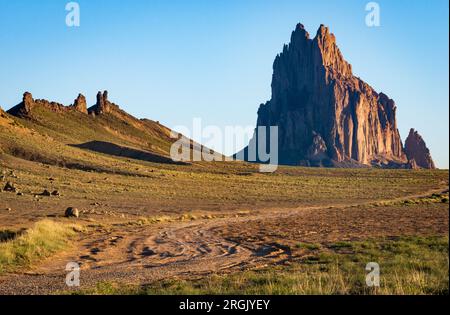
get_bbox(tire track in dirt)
[0,188,448,295]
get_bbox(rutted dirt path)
[0,188,448,295]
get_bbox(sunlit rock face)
[245,23,413,168]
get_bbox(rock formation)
[6,90,127,121]
[7,92,90,116]
[90,91,112,115]
[240,23,434,168]
[7,92,36,117]
[65,207,80,218]
[404,129,435,169]
[72,93,88,114]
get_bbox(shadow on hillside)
[71,141,188,165]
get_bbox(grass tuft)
[0,220,81,274]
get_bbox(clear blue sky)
[0,0,448,168]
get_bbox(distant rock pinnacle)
[91,91,112,114]
[73,94,88,114]
[404,129,436,169]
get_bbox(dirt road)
[0,189,448,295]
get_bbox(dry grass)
[78,236,448,295]
[0,220,82,274]
[1,105,448,220]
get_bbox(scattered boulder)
[41,189,51,196]
[51,190,60,196]
[65,207,80,218]
[3,181,17,192]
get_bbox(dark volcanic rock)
[65,207,80,218]
[404,129,435,169]
[240,23,413,168]
[3,181,17,192]
[41,189,51,196]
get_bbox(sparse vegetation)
[76,236,448,295]
[0,105,448,295]
[0,220,82,274]
[295,242,321,250]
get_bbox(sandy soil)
[0,188,448,295]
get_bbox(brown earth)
[0,186,447,295]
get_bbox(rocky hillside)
[239,23,435,169]
[1,91,213,172]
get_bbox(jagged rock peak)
[7,91,93,117]
[20,91,34,114]
[23,92,34,107]
[404,129,436,169]
[242,23,410,168]
[92,90,112,114]
[292,23,310,40]
[6,92,35,116]
[313,24,352,78]
[5,90,120,117]
[276,24,352,84]
[73,93,88,114]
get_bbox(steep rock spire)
[73,93,88,114]
[243,23,410,168]
[404,129,436,169]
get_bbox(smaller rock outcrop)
[404,129,436,169]
[22,92,34,114]
[72,94,88,114]
[91,91,112,114]
[8,91,91,117]
[7,92,35,116]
